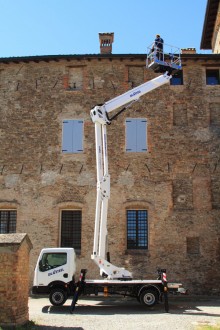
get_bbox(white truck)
[32,46,186,312]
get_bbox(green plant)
[196,324,220,330]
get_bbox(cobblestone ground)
[29,295,220,330]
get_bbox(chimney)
[181,48,196,54]
[99,32,114,54]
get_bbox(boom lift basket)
[146,42,182,73]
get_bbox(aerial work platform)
[146,42,182,74]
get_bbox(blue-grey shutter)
[62,120,83,153]
[73,120,83,153]
[136,119,147,152]
[62,120,73,153]
[126,118,147,152]
[126,119,136,152]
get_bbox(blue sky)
[0,0,209,57]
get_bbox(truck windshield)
[39,253,67,272]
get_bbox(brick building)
[0,11,220,293]
[0,234,32,327]
[201,0,220,53]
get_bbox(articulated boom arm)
[90,71,172,279]
[91,72,171,125]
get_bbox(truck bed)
[85,279,182,289]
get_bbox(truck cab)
[32,248,76,305]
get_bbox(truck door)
[37,252,71,286]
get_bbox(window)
[187,237,200,255]
[61,210,82,251]
[39,252,67,272]
[127,210,148,249]
[206,69,220,85]
[62,120,83,153]
[210,103,220,125]
[67,67,83,90]
[170,71,183,85]
[128,66,144,87]
[126,118,148,152]
[0,210,16,234]
[211,179,220,209]
[173,103,187,126]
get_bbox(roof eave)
[0,53,220,65]
[200,0,219,50]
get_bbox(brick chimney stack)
[181,48,196,54]
[99,33,114,54]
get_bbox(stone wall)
[0,233,32,327]
[0,54,219,294]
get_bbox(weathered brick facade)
[0,51,219,294]
[0,233,32,327]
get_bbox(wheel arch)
[48,280,67,291]
[138,284,161,298]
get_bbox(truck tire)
[139,289,159,307]
[49,288,67,306]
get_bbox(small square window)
[170,71,183,85]
[206,69,220,85]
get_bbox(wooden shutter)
[126,118,147,152]
[136,119,147,152]
[62,120,83,153]
[73,120,83,152]
[126,119,136,152]
[62,120,73,153]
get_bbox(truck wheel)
[49,288,67,306]
[139,289,159,307]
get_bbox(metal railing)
[146,42,182,71]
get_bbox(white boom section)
[91,72,171,125]
[90,72,172,279]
